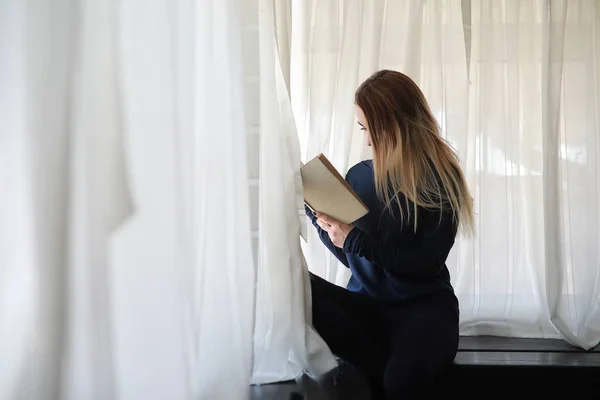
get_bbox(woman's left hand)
[315,212,354,248]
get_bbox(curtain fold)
[117,0,256,398]
[1,0,133,398]
[251,0,337,384]
[2,0,259,398]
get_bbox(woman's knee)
[309,272,334,296]
[309,273,329,313]
[309,275,342,330]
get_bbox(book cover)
[300,154,369,225]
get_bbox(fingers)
[315,212,336,226]
[316,219,331,232]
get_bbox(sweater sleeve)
[342,211,456,280]
[305,205,350,268]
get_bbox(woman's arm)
[342,211,456,280]
[305,206,350,268]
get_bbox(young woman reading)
[306,70,474,399]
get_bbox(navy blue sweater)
[306,160,459,305]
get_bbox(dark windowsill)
[458,335,599,353]
[455,335,600,368]
[251,336,600,399]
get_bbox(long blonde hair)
[355,70,474,235]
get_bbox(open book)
[300,153,369,225]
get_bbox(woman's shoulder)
[345,159,373,180]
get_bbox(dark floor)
[251,336,600,400]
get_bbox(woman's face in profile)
[355,105,371,147]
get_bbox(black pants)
[310,273,459,400]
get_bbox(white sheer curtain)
[284,0,600,350]
[1,0,334,398]
[458,0,600,348]
[251,0,336,385]
[1,1,133,398]
[117,1,257,398]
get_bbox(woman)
[306,70,474,399]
